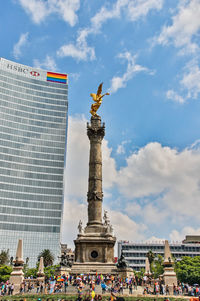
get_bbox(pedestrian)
[129,283,133,295]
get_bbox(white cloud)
[91,0,163,31]
[158,1,200,103]
[116,142,200,225]
[124,202,142,216]
[33,55,57,71]
[170,227,200,242]
[64,115,89,199]
[18,0,80,26]
[116,140,130,154]
[57,0,163,61]
[166,60,200,103]
[181,61,200,99]
[110,210,146,242]
[145,236,165,243]
[109,52,154,93]
[68,72,80,81]
[117,145,126,155]
[166,89,185,104]
[57,29,95,61]
[18,0,47,24]
[61,197,87,248]
[13,32,29,59]
[157,0,200,53]
[126,0,163,21]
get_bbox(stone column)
[87,115,104,226]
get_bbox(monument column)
[87,115,104,226]
[71,83,116,275]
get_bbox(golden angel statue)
[90,82,110,116]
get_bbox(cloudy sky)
[2,0,200,250]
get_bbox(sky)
[1,0,200,250]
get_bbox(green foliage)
[151,254,164,279]
[175,256,200,285]
[0,249,9,266]
[24,267,37,278]
[0,265,12,282]
[44,264,60,278]
[38,249,54,267]
[24,264,59,279]
[135,268,145,279]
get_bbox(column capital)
[87,116,105,141]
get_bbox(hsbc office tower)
[0,58,68,266]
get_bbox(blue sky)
[1,0,200,249]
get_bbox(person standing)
[129,283,133,295]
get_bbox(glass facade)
[0,58,68,266]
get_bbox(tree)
[0,265,12,282]
[151,254,164,279]
[0,250,9,266]
[44,265,60,278]
[24,267,37,278]
[175,256,200,285]
[146,250,155,265]
[38,249,54,267]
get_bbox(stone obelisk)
[71,115,116,274]
[163,240,177,294]
[9,239,24,294]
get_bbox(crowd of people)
[0,273,200,299]
[0,282,14,295]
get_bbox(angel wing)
[90,93,97,101]
[97,82,103,96]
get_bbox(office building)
[0,58,68,266]
[118,236,200,271]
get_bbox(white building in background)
[118,235,200,271]
[0,58,68,266]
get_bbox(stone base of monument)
[117,267,134,278]
[163,267,177,294]
[71,262,117,275]
[71,227,116,275]
[9,266,24,294]
[55,266,71,276]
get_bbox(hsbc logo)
[30,71,40,77]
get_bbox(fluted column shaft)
[87,115,104,225]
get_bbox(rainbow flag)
[47,71,67,84]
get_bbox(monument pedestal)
[9,266,24,294]
[117,268,134,278]
[163,267,177,294]
[71,226,116,275]
[55,266,71,276]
